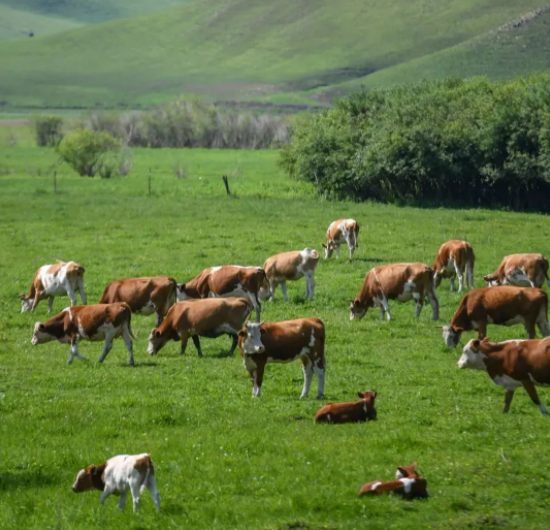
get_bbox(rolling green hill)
[0,0,549,108]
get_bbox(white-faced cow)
[237,318,326,398]
[358,463,428,499]
[458,337,550,415]
[147,297,252,357]
[177,266,267,322]
[441,286,550,348]
[350,263,439,321]
[433,240,475,292]
[315,391,377,423]
[31,303,134,365]
[323,219,360,260]
[484,253,549,288]
[259,248,319,302]
[20,261,86,313]
[100,276,177,326]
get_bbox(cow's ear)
[322,243,327,248]
[358,392,364,399]
[260,328,267,335]
[18,293,26,300]
[353,300,361,307]
[396,466,407,478]
[178,283,185,290]
[238,329,247,338]
[410,462,418,470]
[38,323,45,331]
[153,330,161,338]
[482,337,490,343]
[471,339,480,350]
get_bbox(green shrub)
[33,115,64,147]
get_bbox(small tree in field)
[57,129,119,177]
[33,115,64,147]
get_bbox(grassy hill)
[0,0,549,107]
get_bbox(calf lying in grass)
[358,462,428,499]
[315,391,377,423]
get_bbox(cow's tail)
[542,258,550,286]
[352,222,360,248]
[99,282,112,304]
[122,303,136,339]
[139,455,155,492]
[165,277,178,314]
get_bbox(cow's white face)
[350,300,367,321]
[457,340,487,370]
[258,285,271,301]
[31,322,55,345]
[323,242,336,259]
[147,329,167,355]
[176,284,190,302]
[441,325,461,348]
[239,322,265,354]
[20,297,33,313]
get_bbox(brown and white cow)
[177,266,267,322]
[259,248,319,302]
[350,263,439,321]
[237,318,326,398]
[323,219,360,260]
[315,391,377,423]
[484,253,549,288]
[358,463,428,499]
[441,286,550,348]
[20,261,87,313]
[100,276,177,326]
[458,337,550,415]
[31,303,134,365]
[433,240,475,292]
[147,297,252,357]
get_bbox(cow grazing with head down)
[147,297,252,357]
[350,263,439,321]
[458,337,550,415]
[177,266,267,322]
[433,240,475,292]
[441,286,550,348]
[237,318,326,398]
[259,248,319,302]
[315,391,377,423]
[358,462,428,499]
[484,253,549,288]
[323,219,360,260]
[100,276,177,326]
[31,303,135,365]
[20,261,86,313]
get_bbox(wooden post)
[148,168,152,196]
[222,175,231,195]
[53,171,57,194]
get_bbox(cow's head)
[350,298,369,320]
[238,321,266,354]
[441,324,462,348]
[322,241,337,259]
[147,328,169,355]
[358,390,377,420]
[176,283,190,302]
[396,462,420,480]
[31,322,56,345]
[72,463,105,493]
[433,271,443,288]
[483,274,500,287]
[19,294,33,313]
[457,339,488,370]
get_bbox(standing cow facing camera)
[433,240,475,292]
[323,219,360,260]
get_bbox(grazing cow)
[72,453,160,512]
[433,240,475,292]
[177,266,267,322]
[31,303,134,365]
[441,287,550,348]
[100,276,177,326]
[237,318,326,398]
[315,391,377,423]
[19,261,86,313]
[458,337,550,415]
[358,463,428,499]
[148,297,252,357]
[484,253,549,288]
[259,248,319,302]
[323,219,360,260]
[350,263,439,321]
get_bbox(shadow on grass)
[0,469,58,490]
[120,361,158,368]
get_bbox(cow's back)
[261,318,325,352]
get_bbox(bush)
[56,129,120,177]
[281,74,550,212]
[33,115,64,147]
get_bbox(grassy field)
[2,144,550,530]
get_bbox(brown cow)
[259,248,319,302]
[458,337,550,415]
[147,297,252,357]
[358,463,428,499]
[484,253,549,288]
[350,263,439,321]
[441,286,550,348]
[237,318,326,398]
[323,219,360,260]
[315,391,377,423]
[100,276,177,326]
[19,261,86,313]
[177,266,267,322]
[31,303,134,365]
[433,240,475,292]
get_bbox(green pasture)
[1,145,550,529]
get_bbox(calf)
[177,265,267,322]
[323,219,360,260]
[441,286,550,348]
[484,253,549,288]
[237,318,326,398]
[100,276,177,326]
[148,297,252,357]
[358,462,428,499]
[31,303,135,365]
[72,453,160,512]
[315,391,377,423]
[20,261,86,313]
[433,240,475,292]
[259,248,319,302]
[458,337,550,415]
[350,263,439,321]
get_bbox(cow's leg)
[453,262,464,292]
[522,380,548,415]
[155,312,162,327]
[65,281,77,307]
[336,245,340,259]
[68,339,85,364]
[117,491,128,511]
[31,287,42,312]
[537,309,550,337]
[191,335,202,357]
[78,277,87,305]
[252,362,265,398]
[313,361,325,399]
[450,275,456,292]
[281,281,289,303]
[381,297,392,321]
[413,292,423,318]
[476,321,487,339]
[300,358,314,399]
[251,294,261,323]
[503,389,515,413]
[466,263,475,289]
[227,334,238,356]
[99,489,112,506]
[349,242,356,260]
[306,271,315,300]
[48,296,54,313]
[427,288,439,320]
[147,475,161,512]
[97,335,114,363]
[122,324,134,366]
[129,479,142,513]
[524,320,537,340]
[269,281,278,302]
[379,306,385,321]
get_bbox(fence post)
[53,171,57,194]
[222,175,231,195]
